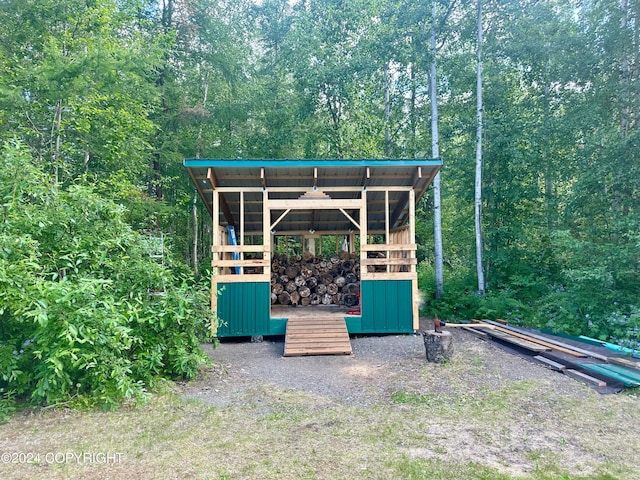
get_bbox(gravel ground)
[179,323,640,478]
[185,325,589,408]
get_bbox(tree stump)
[422,330,454,363]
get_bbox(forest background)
[0,0,638,410]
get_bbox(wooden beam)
[409,187,418,330]
[361,258,418,266]
[215,198,398,207]
[385,190,390,246]
[360,189,367,265]
[263,189,271,278]
[533,355,567,371]
[268,198,362,210]
[214,273,270,283]
[211,188,220,335]
[186,168,214,217]
[208,168,236,226]
[360,272,415,280]
[192,172,417,181]
[479,320,608,360]
[212,245,267,253]
[203,185,412,193]
[338,208,360,230]
[479,322,587,357]
[239,191,245,274]
[260,167,266,189]
[269,229,358,236]
[213,259,269,267]
[565,369,607,387]
[362,243,417,251]
[270,209,291,231]
[363,167,371,189]
[416,166,440,205]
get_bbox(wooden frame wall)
[209,174,420,333]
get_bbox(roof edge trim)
[184,158,442,168]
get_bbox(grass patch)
[1,362,639,480]
[392,457,514,480]
[390,391,438,405]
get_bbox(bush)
[418,261,531,323]
[0,141,212,412]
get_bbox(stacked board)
[284,316,352,357]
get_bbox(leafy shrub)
[0,141,212,412]
[418,261,531,323]
[608,307,640,354]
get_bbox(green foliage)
[0,142,211,411]
[0,0,163,184]
[608,307,640,354]
[419,261,530,324]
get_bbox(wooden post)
[240,191,245,274]
[211,188,220,336]
[360,188,367,269]
[409,188,419,330]
[385,190,390,273]
[263,189,271,278]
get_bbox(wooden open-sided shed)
[184,159,441,354]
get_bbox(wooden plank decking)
[284,316,352,357]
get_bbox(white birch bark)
[474,0,486,294]
[431,0,444,299]
[384,61,391,157]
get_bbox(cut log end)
[422,330,454,363]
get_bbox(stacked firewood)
[270,251,360,307]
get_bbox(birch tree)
[474,0,485,294]
[430,0,444,299]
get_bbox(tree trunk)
[51,99,63,185]
[474,0,486,295]
[474,0,485,295]
[431,0,444,299]
[422,330,454,363]
[384,61,391,157]
[192,192,199,276]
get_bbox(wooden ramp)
[284,316,352,357]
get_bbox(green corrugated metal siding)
[577,363,640,387]
[344,316,362,332]
[358,280,413,333]
[215,280,414,337]
[216,282,270,337]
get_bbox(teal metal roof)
[184,158,442,168]
[184,158,442,235]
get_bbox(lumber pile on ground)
[452,319,640,393]
[270,252,360,307]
